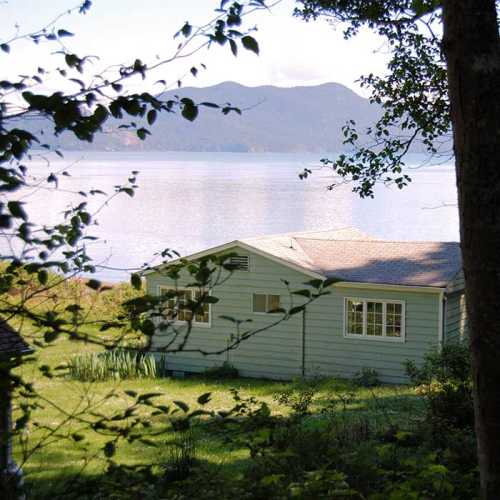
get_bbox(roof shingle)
[0,321,32,357]
[242,228,461,287]
[294,238,462,287]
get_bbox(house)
[0,320,32,498]
[144,228,467,384]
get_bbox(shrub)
[405,343,474,430]
[163,428,198,482]
[353,367,380,388]
[405,342,471,386]
[273,377,321,416]
[204,361,239,379]
[67,349,167,381]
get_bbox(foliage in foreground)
[405,342,474,431]
[26,356,478,500]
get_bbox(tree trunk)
[0,368,16,498]
[442,1,500,498]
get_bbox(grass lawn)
[13,333,424,498]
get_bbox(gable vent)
[227,255,250,271]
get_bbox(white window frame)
[252,293,281,314]
[157,285,211,328]
[343,297,406,343]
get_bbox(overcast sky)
[1,0,390,96]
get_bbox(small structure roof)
[0,321,32,357]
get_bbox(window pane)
[386,303,402,337]
[267,295,281,312]
[159,288,176,319]
[253,294,267,313]
[367,301,383,336]
[347,300,364,335]
[193,290,210,323]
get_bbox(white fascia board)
[333,281,446,294]
[142,240,324,281]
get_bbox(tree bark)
[0,366,16,498]
[442,1,500,498]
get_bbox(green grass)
[13,330,423,498]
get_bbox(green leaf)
[188,409,211,419]
[86,279,101,291]
[323,277,341,287]
[141,319,155,337]
[181,22,192,38]
[121,187,134,197]
[44,330,59,343]
[304,279,324,289]
[137,392,163,401]
[241,36,259,55]
[104,441,115,458]
[200,102,219,109]
[229,39,238,57]
[173,400,189,413]
[136,128,150,140]
[79,211,91,225]
[147,109,157,125]
[8,201,28,221]
[57,29,74,37]
[203,295,219,304]
[131,273,142,290]
[38,269,48,285]
[292,289,312,298]
[197,392,212,405]
[0,214,12,229]
[181,101,198,121]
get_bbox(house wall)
[445,292,468,344]
[146,248,306,380]
[304,286,441,383]
[146,247,442,384]
[447,270,465,294]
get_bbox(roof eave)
[142,240,325,280]
[333,281,446,294]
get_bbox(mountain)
[27,82,381,153]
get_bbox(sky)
[0,0,390,96]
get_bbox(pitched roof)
[146,226,462,288]
[241,227,379,275]
[241,227,461,287]
[293,238,461,287]
[0,321,32,357]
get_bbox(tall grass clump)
[68,349,168,381]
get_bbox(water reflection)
[6,151,458,281]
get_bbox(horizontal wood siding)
[305,287,440,384]
[447,270,465,294]
[146,246,442,383]
[146,248,306,379]
[445,292,468,343]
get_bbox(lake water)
[12,151,459,281]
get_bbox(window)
[253,294,281,313]
[159,287,210,325]
[225,255,250,271]
[345,298,404,341]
